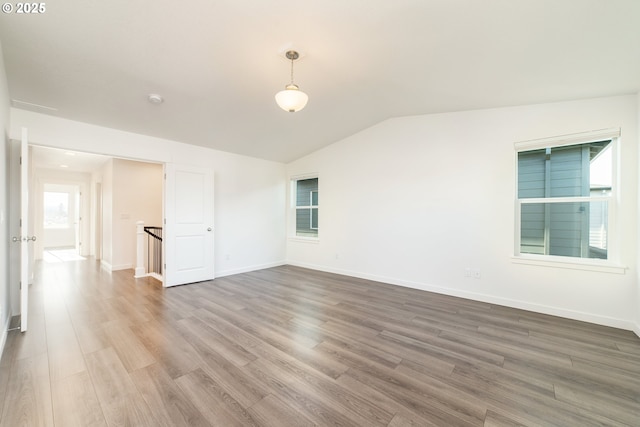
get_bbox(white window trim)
[514,128,620,151]
[511,255,626,274]
[513,128,625,273]
[289,236,321,244]
[309,190,318,230]
[289,173,319,241]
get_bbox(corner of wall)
[636,91,640,337]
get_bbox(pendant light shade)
[275,84,308,113]
[275,50,308,112]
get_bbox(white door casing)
[74,187,81,254]
[20,128,31,332]
[164,163,214,287]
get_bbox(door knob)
[27,236,37,242]
[207,227,212,232]
[12,236,19,243]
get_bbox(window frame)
[289,174,319,242]
[513,128,625,274]
[309,190,319,230]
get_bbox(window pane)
[518,140,611,199]
[295,177,318,237]
[590,143,612,190]
[311,207,318,229]
[520,201,608,259]
[518,149,546,198]
[296,208,318,237]
[44,192,70,228]
[296,178,318,207]
[520,203,546,254]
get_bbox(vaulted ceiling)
[1,1,639,163]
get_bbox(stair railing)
[134,220,163,282]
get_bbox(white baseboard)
[100,260,112,272]
[287,261,637,332]
[133,272,163,282]
[99,262,132,272]
[216,261,286,278]
[148,272,163,282]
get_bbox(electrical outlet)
[464,268,471,277]
[473,269,481,279]
[225,254,230,261]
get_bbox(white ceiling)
[31,146,110,173]
[2,0,639,163]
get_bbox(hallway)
[0,258,163,426]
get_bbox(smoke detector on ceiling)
[147,94,164,104]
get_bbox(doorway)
[25,144,213,286]
[40,183,84,262]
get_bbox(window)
[293,177,318,238]
[43,191,70,228]
[516,130,618,261]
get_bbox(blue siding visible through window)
[295,178,318,237]
[517,140,611,259]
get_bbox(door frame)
[21,145,215,286]
[35,180,86,258]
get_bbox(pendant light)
[275,50,308,112]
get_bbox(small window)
[43,191,70,228]
[293,177,318,238]
[516,131,616,261]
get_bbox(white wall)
[10,109,287,278]
[287,95,639,331]
[100,160,113,267]
[111,158,162,270]
[0,40,10,349]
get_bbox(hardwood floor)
[0,259,639,426]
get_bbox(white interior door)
[164,163,214,287]
[19,128,31,332]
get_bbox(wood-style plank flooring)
[0,258,639,426]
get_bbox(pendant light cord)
[290,57,294,85]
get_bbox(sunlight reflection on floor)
[43,248,86,263]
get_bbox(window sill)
[288,236,320,244]
[511,255,626,274]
